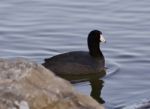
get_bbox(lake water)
[1,0,150,108]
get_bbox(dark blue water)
[1,0,150,108]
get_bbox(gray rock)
[0,58,104,109]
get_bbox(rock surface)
[0,58,104,109]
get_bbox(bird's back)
[42,51,105,75]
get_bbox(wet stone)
[0,58,104,109]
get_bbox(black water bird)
[42,30,106,77]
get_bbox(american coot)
[42,30,106,77]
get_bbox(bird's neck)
[88,43,103,57]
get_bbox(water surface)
[1,0,150,108]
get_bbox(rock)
[0,58,104,109]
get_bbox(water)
[1,0,150,108]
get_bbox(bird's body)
[42,30,106,77]
[43,51,105,75]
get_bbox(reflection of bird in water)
[42,30,106,76]
[42,30,106,104]
[59,72,106,104]
[53,73,106,104]
[90,77,105,104]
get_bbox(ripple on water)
[103,60,120,79]
[122,99,150,109]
